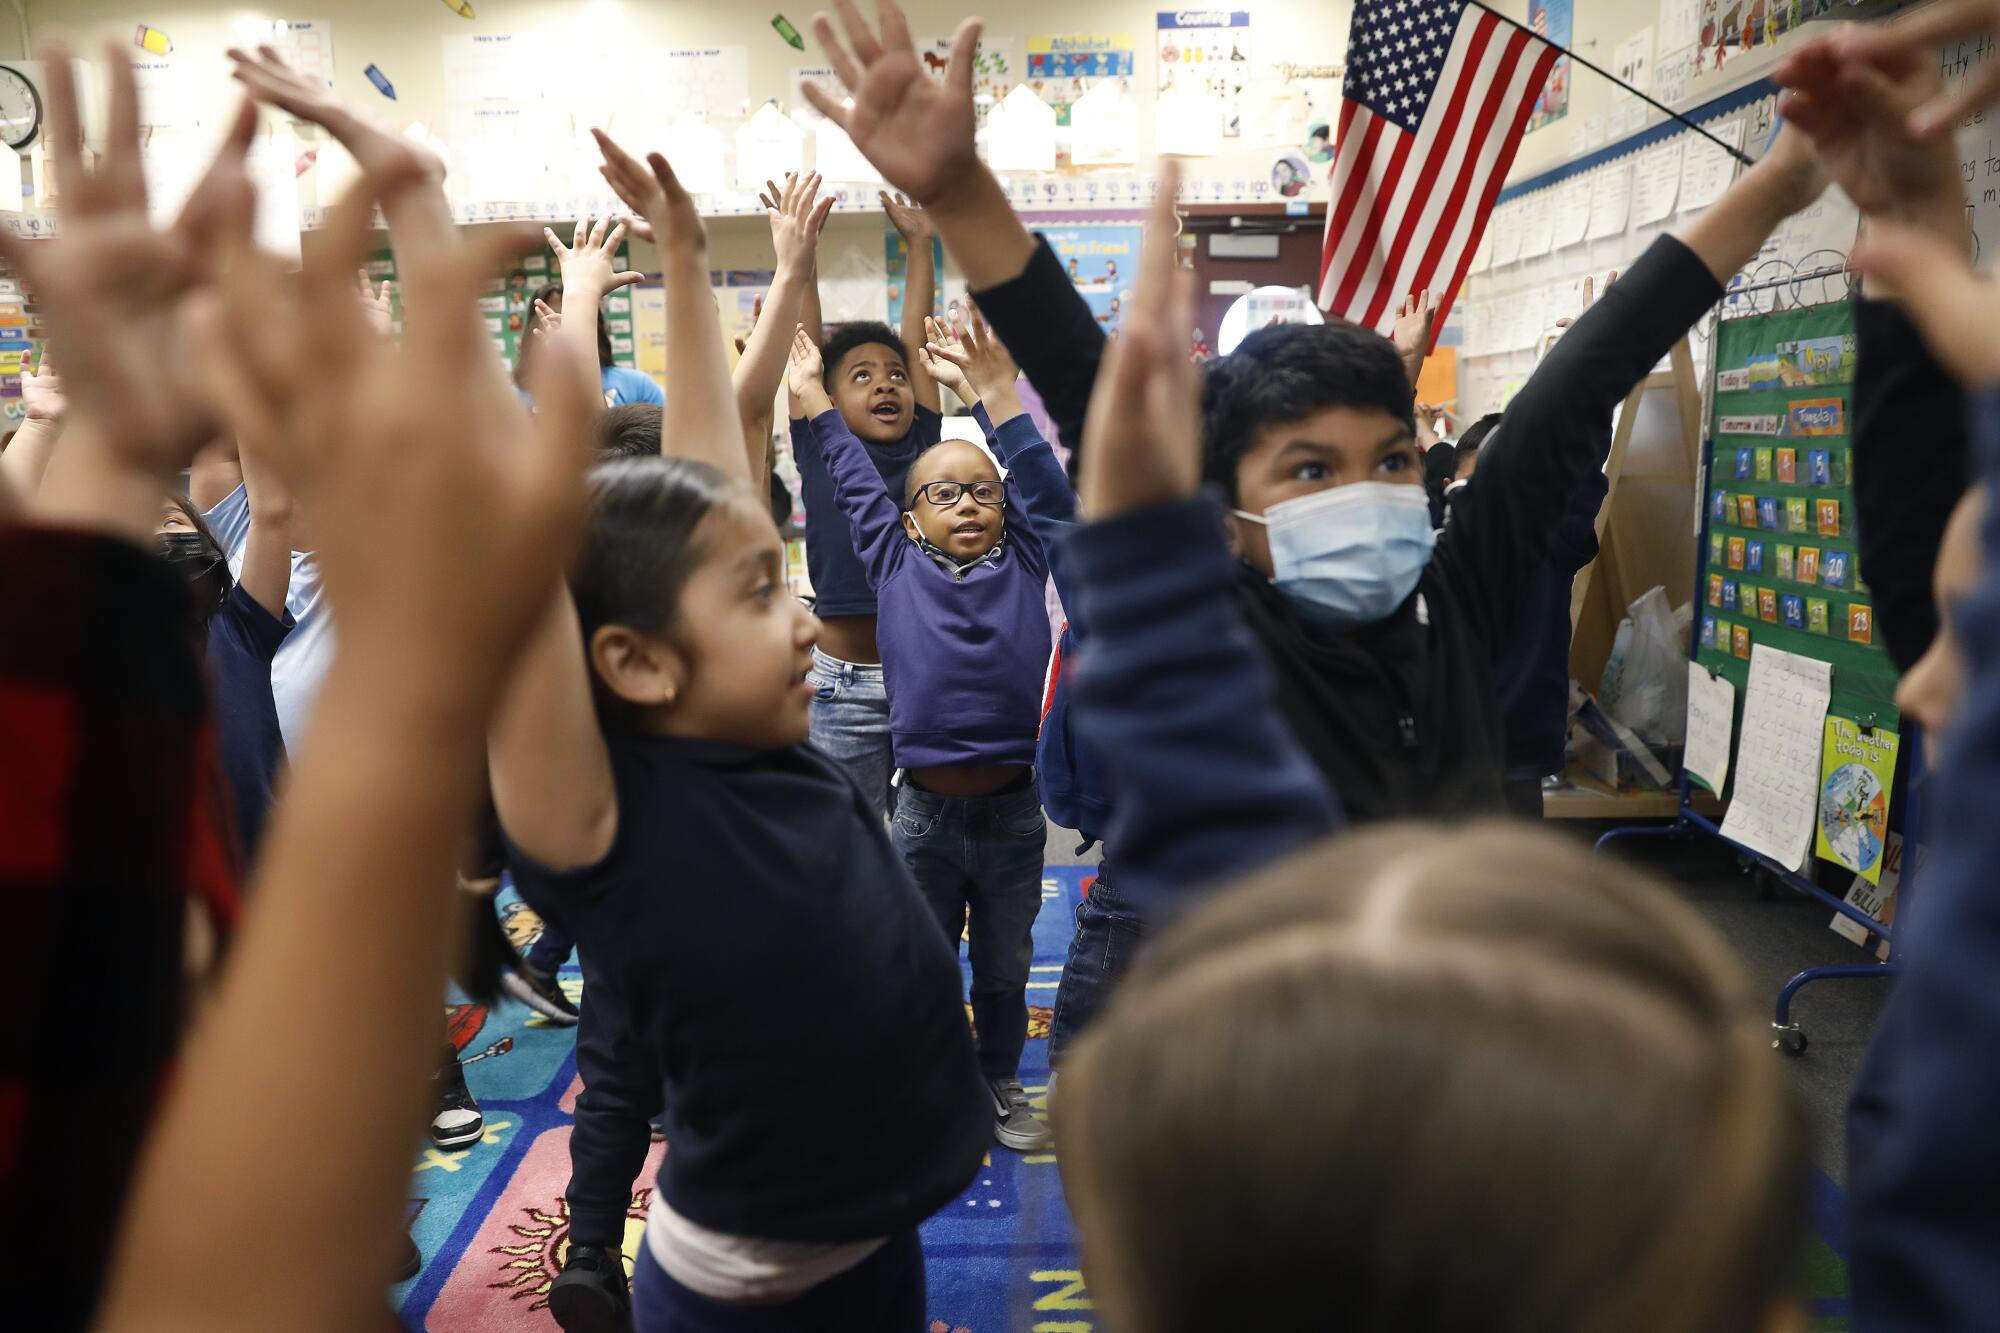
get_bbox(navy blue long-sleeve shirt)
[1063,498,1341,910]
[1845,384,2000,1331]
[809,406,1052,769]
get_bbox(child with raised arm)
[787,192,944,816]
[790,307,1058,1150]
[488,130,985,1330]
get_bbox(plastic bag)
[1601,586,1687,746]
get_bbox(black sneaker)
[989,1076,1052,1151]
[394,1231,422,1284]
[548,1243,631,1333]
[430,1045,484,1150]
[502,960,580,1025]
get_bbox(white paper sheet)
[1631,139,1684,225]
[1678,118,1744,212]
[1613,27,1655,101]
[1684,663,1736,795]
[984,85,1058,173]
[1720,645,1832,870]
[1154,86,1226,157]
[734,103,805,191]
[1517,189,1555,259]
[1586,161,1633,239]
[1610,99,1648,138]
[1550,174,1593,249]
[1467,221,1494,275]
[1655,47,1693,107]
[814,119,881,183]
[665,114,728,195]
[0,141,20,213]
[132,57,199,131]
[1068,79,1140,166]
[442,33,531,105]
[1659,0,1699,54]
[1489,201,1524,267]
[646,48,752,124]
[232,18,334,90]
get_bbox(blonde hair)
[1057,822,1805,1333]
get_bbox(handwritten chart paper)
[1678,118,1744,212]
[1720,645,1832,870]
[1684,662,1736,795]
[1586,161,1633,240]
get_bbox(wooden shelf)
[1541,769,1725,820]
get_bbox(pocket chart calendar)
[1720,645,1833,870]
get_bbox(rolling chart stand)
[1591,279,1913,1054]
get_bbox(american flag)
[1318,0,1559,341]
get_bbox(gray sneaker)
[989,1077,1052,1151]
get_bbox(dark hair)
[530,279,614,370]
[595,404,662,460]
[1456,411,1503,459]
[819,320,908,389]
[1199,321,1416,502]
[167,493,225,554]
[571,457,743,725]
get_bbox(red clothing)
[0,523,239,1326]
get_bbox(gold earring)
[662,684,677,706]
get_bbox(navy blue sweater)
[1844,385,2000,1330]
[809,406,1052,768]
[792,407,941,620]
[503,733,988,1241]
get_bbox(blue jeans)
[805,648,893,820]
[891,780,1046,1080]
[631,1228,925,1333]
[1047,865,1148,1067]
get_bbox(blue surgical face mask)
[1235,481,1436,627]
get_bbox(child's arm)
[735,173,834,485]
[927,309,1080,587]
[95,161,599,1333]
[788,327,906,585]
[1066,165,1340,911]
[805,5,1107,455]
[882,191,942,413]
[1391,290,1439,392]
[1775,37,1972,672]
[0,351,65,497]
[595,130,745,482]
[1837,212,2000,1333]
[1441,128,1829,649]
[233,426,294,620]
[543,216,645,406]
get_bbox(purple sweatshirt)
[808,406,1054,769]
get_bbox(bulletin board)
[1693,302,1900,767]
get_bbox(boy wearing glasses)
[788,325,1056,1152]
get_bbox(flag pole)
[1465,0,1757,166]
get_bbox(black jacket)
[976,233,1723,822]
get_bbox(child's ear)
[589,624,687,709]
[902,510,924,544]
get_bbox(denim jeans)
[890,780,1046,1080]
[1047,865,1149,1067]
[632,1228,925,1333]
[805,648,893,820]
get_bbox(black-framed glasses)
[912,479,1004,509]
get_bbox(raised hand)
[1773,39,1963,231]
[20,349,65,423]
[803,1,982,204]
[545,217,644,298]
[761,172,835,274]
[1849,222,2000,387]
[929,306,1020,403]
[787,324,833,415]
[532,298,561,335]
[880,190,934,243]
[1391,289,1439,367]
[1836,0,2000,139]
[356,270,395,336]
[190,166,593,682]
[1077,162,1201,519]
[0,41,256,477]
[918,314,970,396]
[595,128,706,258]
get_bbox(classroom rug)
[397,871,1854,1333]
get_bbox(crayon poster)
[1814,718,1898,884]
